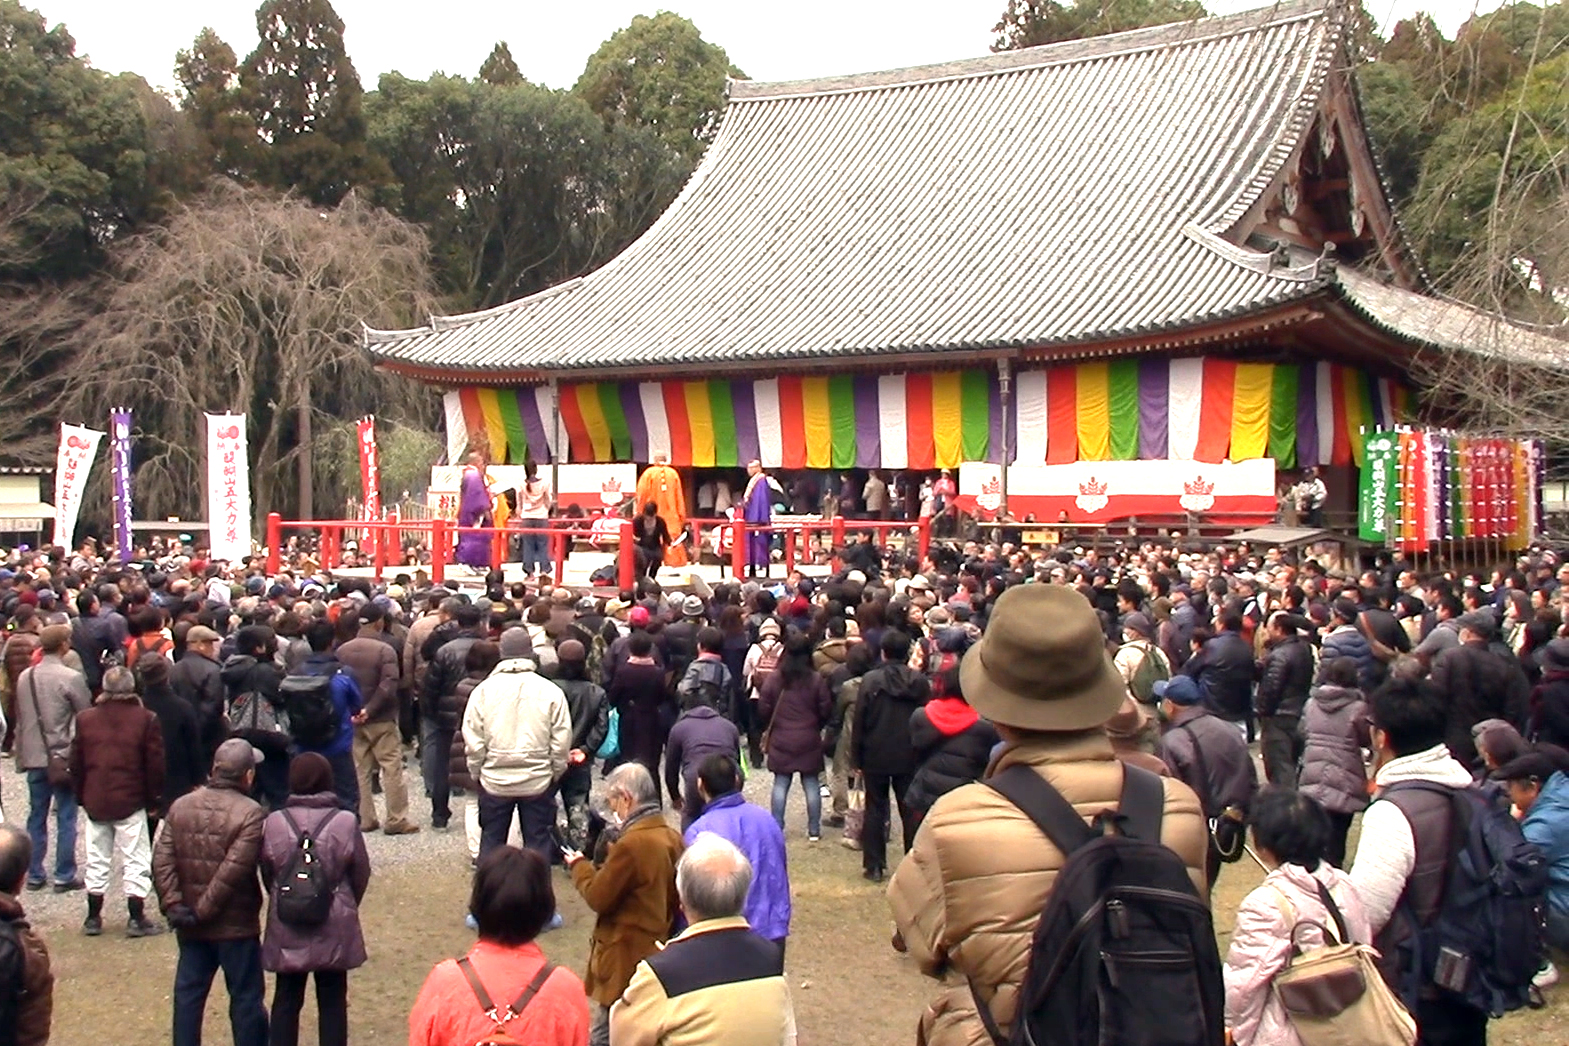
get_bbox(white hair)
[605,762,659,808]
[677,832,753,922]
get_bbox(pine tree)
[479,41,523,86]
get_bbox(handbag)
[596,708,620,760]
[1179,723,1247,863]
[26,673,72,791]
[843,774,866,845]
[1269,882,1417,1046]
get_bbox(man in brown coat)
[888,585,1209,1046]
[337,608,417,834]
[0,823,52,1046]
[70,665,165,938]
[565,762,684,1046]
[153,738,268,1046]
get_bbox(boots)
[126,896,165,938]
[83,892,103,936]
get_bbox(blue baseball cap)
[1151,676,1202,706]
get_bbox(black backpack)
[278,669,340,749]
[273,808,338,928]
[1385,781,1548,1016]
[972,764,1225,1046]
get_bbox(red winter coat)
[70,695,164,822]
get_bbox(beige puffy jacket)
[887,731,1208,1046]
[462,658,571,798]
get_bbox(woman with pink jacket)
[1223,788,1372,1046]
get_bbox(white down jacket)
[462,658,571,798]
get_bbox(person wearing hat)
[171,624,228,766]
[154,738,269,1046]
[1153,675,1257,891]
[1533,638,1569,749]
[13,623,92,892]
[1494,746,1569,967]
[888,586,1208,1046]
[258,752,372,1046]
[69,665,165,937]
[1112,612,1169,712]
[1430,611,1531,769]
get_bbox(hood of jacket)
[1309,684,1363,713]
[1373,743,1473,790]
[816,638,849,664]
[220,653,260,687]
[492,656,539,675]
[924,697,980,737]
[679,705,724,724]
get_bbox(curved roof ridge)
[729,0,1332,102]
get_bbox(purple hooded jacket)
[685,792,791,942]
[258,793,371,973]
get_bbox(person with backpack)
[1349,676,1545,1046]
[1156,674,1259,892]
[757,633,833,842]
[1491,746,1569,985]
[667,630,743,830]
[257,752,370,1046]
[741,619,785,766]
[285,619,364,818]
[0,823,53,1046]
[1223,787,1379,1046]
[889,585,1213,1046]
[1113,611,1170,713]
[408,846,589,1046]
[221,626,290,810]
[1255,612,1314,787]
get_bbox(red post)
[373,522,388,581]
[917,517,931,562]
[617,520,635,592]
[490,526,505,573]
[322,526,339,571]
[431,518,447,585]
[553,529,567,587]
[731,520,747,578]
[266,513,282,574]
[831,515,846,573]
[784,529,796,574]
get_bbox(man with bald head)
[611,832,795,1046]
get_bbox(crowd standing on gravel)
[0,533,1568,1044]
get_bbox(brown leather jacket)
[0,893,52,1046]
[888,731,1208,1046]
[153,777,265,941]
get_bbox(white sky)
[33,0,1505,96]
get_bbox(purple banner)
[110,409,133,559]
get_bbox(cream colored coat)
[887,731,1208,1046]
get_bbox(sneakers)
[543,912,564,933]
[24,880,45,892]
[383,820,421,836]
[82,915,102,937]
[127,917,165,939]
[431,819,451,833]
[1534,962,1559,989]
[52,879,85,894]
[464,913,478,931]
[808,835,821,843]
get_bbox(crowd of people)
[0,532,1567,1045]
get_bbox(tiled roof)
[366,1,1357,377]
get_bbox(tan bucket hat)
[959,585,1126,731]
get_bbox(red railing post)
[831,515,846,573]
[431,518,447,585]
[617,520,635,592]
[731,520,747,578]
[784,529,796,574]
[266,513,281,574]
[323,526,339,570]
[553,529,567,586]
[490,526,505,573]
[373,522,388,581]
[917,517,931,561]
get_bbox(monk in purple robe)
[455,452,493,570]
[742,460,773,578]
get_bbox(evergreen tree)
[479,41,524,85]
[175,28,258,179]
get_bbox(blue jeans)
[477,787,557,862]
[520,532,550,575]
[172,936,268,1046]
[25,770,77,885]
[419,718,453,826]
[324,748,360,820]
[771,771,821,837]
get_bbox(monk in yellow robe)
[636,453,688,567]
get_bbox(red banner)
[357,416,381,519]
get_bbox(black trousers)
[862,771,914,874]
[1258,715,1302,788]
[1325,809,1355,869]
[269,969,347,1046]
[1415,995,1487,1046]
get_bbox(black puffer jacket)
[1431,639,1531,766]
[557,677,611,755]
[421,628,486,728]
[851,662,932,775]
[904,699,999,820]
[1181,631,1255,723]
[1256,634,1314,719]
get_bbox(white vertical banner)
[206,413,252,562]
[53,423,105,548]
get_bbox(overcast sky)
[34,0,1503,95]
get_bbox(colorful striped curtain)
[444,362,1416,470]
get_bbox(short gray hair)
[605,762,659,808]
[676,832,753,922]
